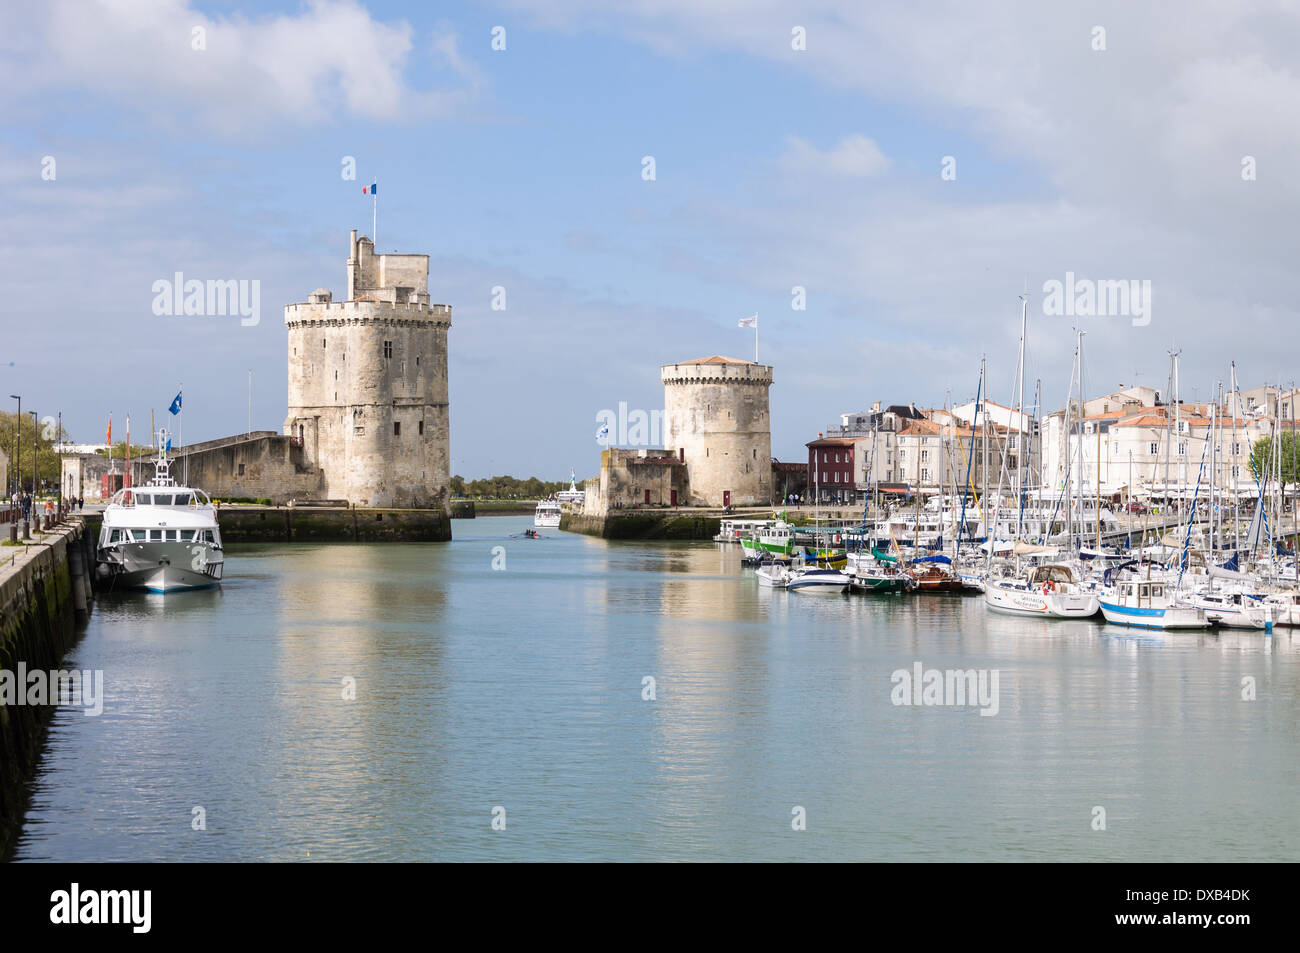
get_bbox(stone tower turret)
[284,229,452,508]
[661,356,773,506]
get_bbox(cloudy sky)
[3,0,1298,478]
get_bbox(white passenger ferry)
[534,499,562,528]
[95,431,224,593]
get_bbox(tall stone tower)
[284,230,452,508]
[661,356,773,506]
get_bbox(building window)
[1150,443,1158,455]
[1178,441,1186,455]
[237,463,245,476]
[322,338,326,348]
[394,421,401,436]
[921,468,929,482]
[920,450,928,462]
[384,341,393,359]
[418,420,424,436]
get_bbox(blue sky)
[3,1,1298,478]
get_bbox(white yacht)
[534,499,562,528]
[95,431,224,593]
[984,564,1100,618]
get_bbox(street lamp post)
[9,395,19,504]
[29,410,38,497]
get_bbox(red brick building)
[806,436,855,504]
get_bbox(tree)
[0,411,70,494]
[449,474,466,496]
[1250,431,1300,487]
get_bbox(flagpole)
[373,189,377,248]
[755,313,759,363]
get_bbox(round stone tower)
[661,356,773,506]
[284,230,452,508]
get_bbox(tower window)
[418,420,424,435]
[415,356,420,367]
[394,421,401,436]
[323,338,326,348]
[383,341,393,359]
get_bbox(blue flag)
[165,436,172,452]
[169,391,182,415]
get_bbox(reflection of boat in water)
[95,429,224,593]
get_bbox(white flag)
[738,314,758,328]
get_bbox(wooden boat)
[907,561,964,593]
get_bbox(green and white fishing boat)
[740,516,797,560]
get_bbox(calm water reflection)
[14,516,1300,861]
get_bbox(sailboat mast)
[1015,293,1027,539]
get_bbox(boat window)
[154,494,173,506]
[1152,585,1163,597]
[109,529,121,543]
[203,530,215,543]
[136,494,151,505]
[1140,585,1150,598]
[151,530,163,541]
[173,493,191,506]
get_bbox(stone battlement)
[285,299,452,328]
[661,362,774,386]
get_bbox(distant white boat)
[556,470,585,504]
[534,499,561,528]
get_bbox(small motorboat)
[755,561,791,588]
[786,566,850,595]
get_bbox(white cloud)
[3,0,478,132]
[781,134,889,177]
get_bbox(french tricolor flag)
[362,183,377,195]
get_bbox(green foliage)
[0,411,70,492]
[449,474,574,499]
[1250,432,1300,486]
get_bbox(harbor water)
[13,516,1300,862]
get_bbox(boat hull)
[1099,601,1208,629]
[787,570,849,594]
[96,540,223,593]
[849,574,909,594]
[984,584,1099,618]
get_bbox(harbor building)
[662,356,773,507]
[283,230,453,508]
